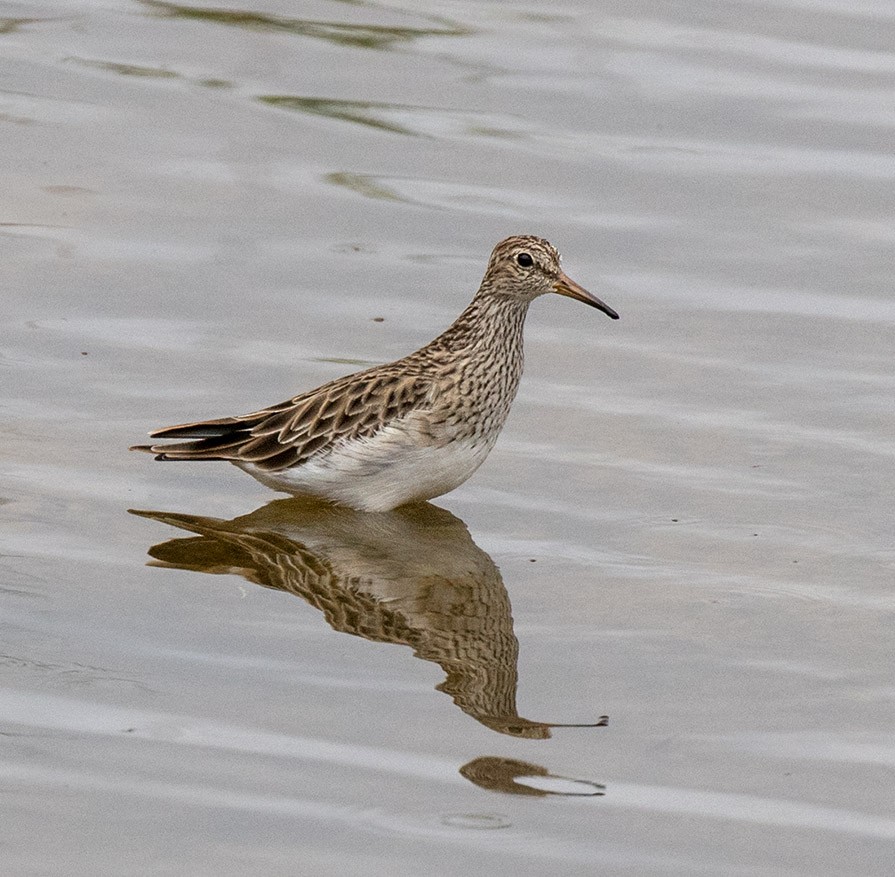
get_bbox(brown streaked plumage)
[132,235,619,511]
[131,498,598,737]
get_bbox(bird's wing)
[132,369,434,471]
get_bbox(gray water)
[2,1,893,874]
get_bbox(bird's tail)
[130,416,260,461]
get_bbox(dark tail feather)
[148,417,246,439]
[131,415,261,461]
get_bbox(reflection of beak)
[553,272,619,319]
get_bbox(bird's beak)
[553,272,619,319]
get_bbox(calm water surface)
[2,1,893,874]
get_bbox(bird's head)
[479,235,619,319]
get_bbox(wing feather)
[133,369,434,471]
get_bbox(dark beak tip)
[593,302,620,320]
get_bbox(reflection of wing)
[131,498,553,738]
[145,523,418,646]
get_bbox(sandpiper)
[132,235,619,511]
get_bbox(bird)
[132,235,619,511]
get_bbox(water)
[2,1,893,874]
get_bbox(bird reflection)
[460,756,605,797]
[130,498,602,738]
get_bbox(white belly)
[237,423,496,512]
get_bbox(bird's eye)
[516,252,533,268]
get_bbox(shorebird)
[132,235,619,510]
